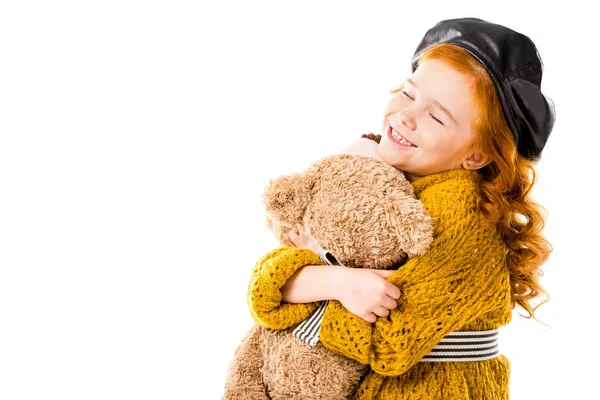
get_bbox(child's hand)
[333,267,401,323]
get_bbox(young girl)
[247,18,555,399]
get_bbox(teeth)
[391,128,415,147]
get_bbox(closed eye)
[430,114,444,125]
[402,91,444,126]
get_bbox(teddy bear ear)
[262,169,318,245]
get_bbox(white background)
[0,1,597,399]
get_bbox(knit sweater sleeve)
[318,189,510,376]
[247,246,324,329]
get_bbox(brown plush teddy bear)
[222,136,434,400]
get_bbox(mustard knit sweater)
[248,168,514,399]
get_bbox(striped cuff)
[293,248,339,347]
[292,300,330,346]
[317,248,342,266]
[419,329,500,362]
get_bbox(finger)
[384,281,401,299]
[372,305,390,318]
[381,295,398,311]
[362,312,377,323]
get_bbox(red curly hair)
[394,43,552,320]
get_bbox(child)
[247,17,555,399]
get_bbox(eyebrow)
[405,78,457,124]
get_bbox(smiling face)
[378,59,481,181]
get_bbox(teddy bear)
[222,135,434,400]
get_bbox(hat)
[411,17,556,161]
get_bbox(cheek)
[433,140,457,158]
[434,138,465,161]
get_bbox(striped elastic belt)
[419,329,500,362]
[292,248,501,362]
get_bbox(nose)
[395,110,416,130]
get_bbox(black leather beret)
[411,17,556,161]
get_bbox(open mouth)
[388,125,417,147]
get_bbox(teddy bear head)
[262,147,433,269]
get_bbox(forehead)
[409,59,476,125]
